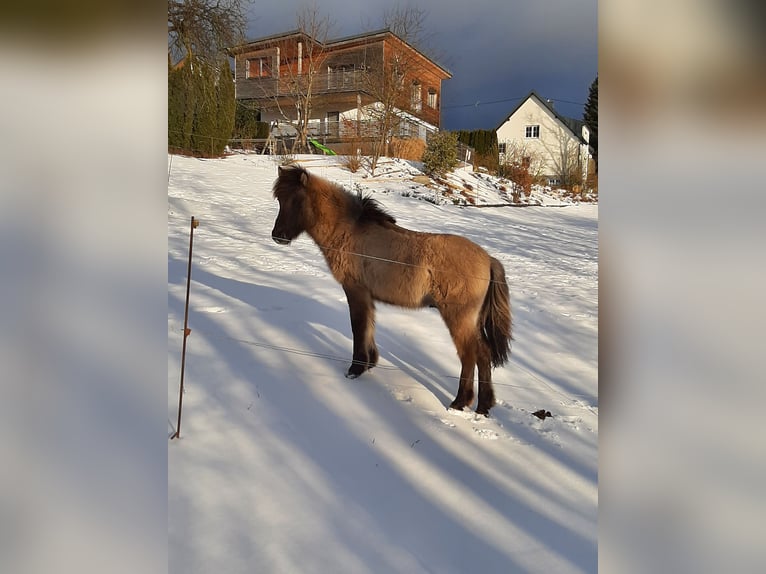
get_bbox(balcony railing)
[303,118,438,141]
[239,70,370,98]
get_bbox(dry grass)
[340,154,362,173]
[390,137,426,161]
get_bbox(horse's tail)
[480,257,512,368]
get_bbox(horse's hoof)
[448,400,466,411]
[346,363,367,378]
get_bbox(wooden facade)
[227,29,451,142]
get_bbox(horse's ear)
[278,166,285,177]
[300,171,309,186]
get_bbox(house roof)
[495,90,588,145]
[227,27,451,78]
[226,29,307,54]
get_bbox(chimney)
[546,98,555,109]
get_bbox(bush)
[341,154,362,173]
[421,131,459,177]
[233,105,270,140]
[168,58,235,157]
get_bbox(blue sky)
[244,0,597,130]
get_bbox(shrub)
[507,162,533,198]
[421,131,459,178]
[341,154,362,173]
[233,105,269,140]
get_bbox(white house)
[496,91,591,187]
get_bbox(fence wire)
[168,215,515,286]
[168,170,596,412]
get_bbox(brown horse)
[271,164,512,415]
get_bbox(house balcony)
[235,70,370,101]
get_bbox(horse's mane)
[274,164,396,226]
[351,194,396,226]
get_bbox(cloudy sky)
[244,0,597,130]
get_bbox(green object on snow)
[309,139,337,155]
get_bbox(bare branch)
[168,0,251,64]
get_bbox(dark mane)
[351,193,396,226]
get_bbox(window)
[411,81,422,112]
[246,57,271,78]
[525,125,540,138]
[427,88,437,109]
[498,142,507,155]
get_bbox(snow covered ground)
[168,153,598,573]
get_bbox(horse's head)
[271,165,313,245]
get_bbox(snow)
[168,152,598,573]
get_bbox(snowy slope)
[168,153,598,574]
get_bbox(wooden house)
[227,28,451,148]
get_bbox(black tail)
[480,257,512,367]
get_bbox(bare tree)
[499,141,546,182]
[498,141,546,199]
[168,0,251,65]
[250,5,334,153]
[540,126,585,189]
[288,6,334,153]
[362,5,439,174]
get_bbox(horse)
[271,164,512,415]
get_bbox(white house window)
[246,57,271,78]
[427,88,437,108]
[498,142,507,154]
[411,81,422,112]
[525,125,540,138]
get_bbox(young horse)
[271,165,512,415]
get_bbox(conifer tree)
[583,76,598,171]
[168,0,248,155]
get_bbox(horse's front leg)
[343,285,378,378]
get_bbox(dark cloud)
[245,0,597,129]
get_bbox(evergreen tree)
[583,76,598,171]
[422,131,459,177]
[215,63,236,148]
[168,0,247,156]
[168,58,235,156]
[454,129,498,172]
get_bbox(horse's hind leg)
[343,285,378,378]
[475,342,495,416]
[442,309,479,410]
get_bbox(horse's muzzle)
[272,235,291,246]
